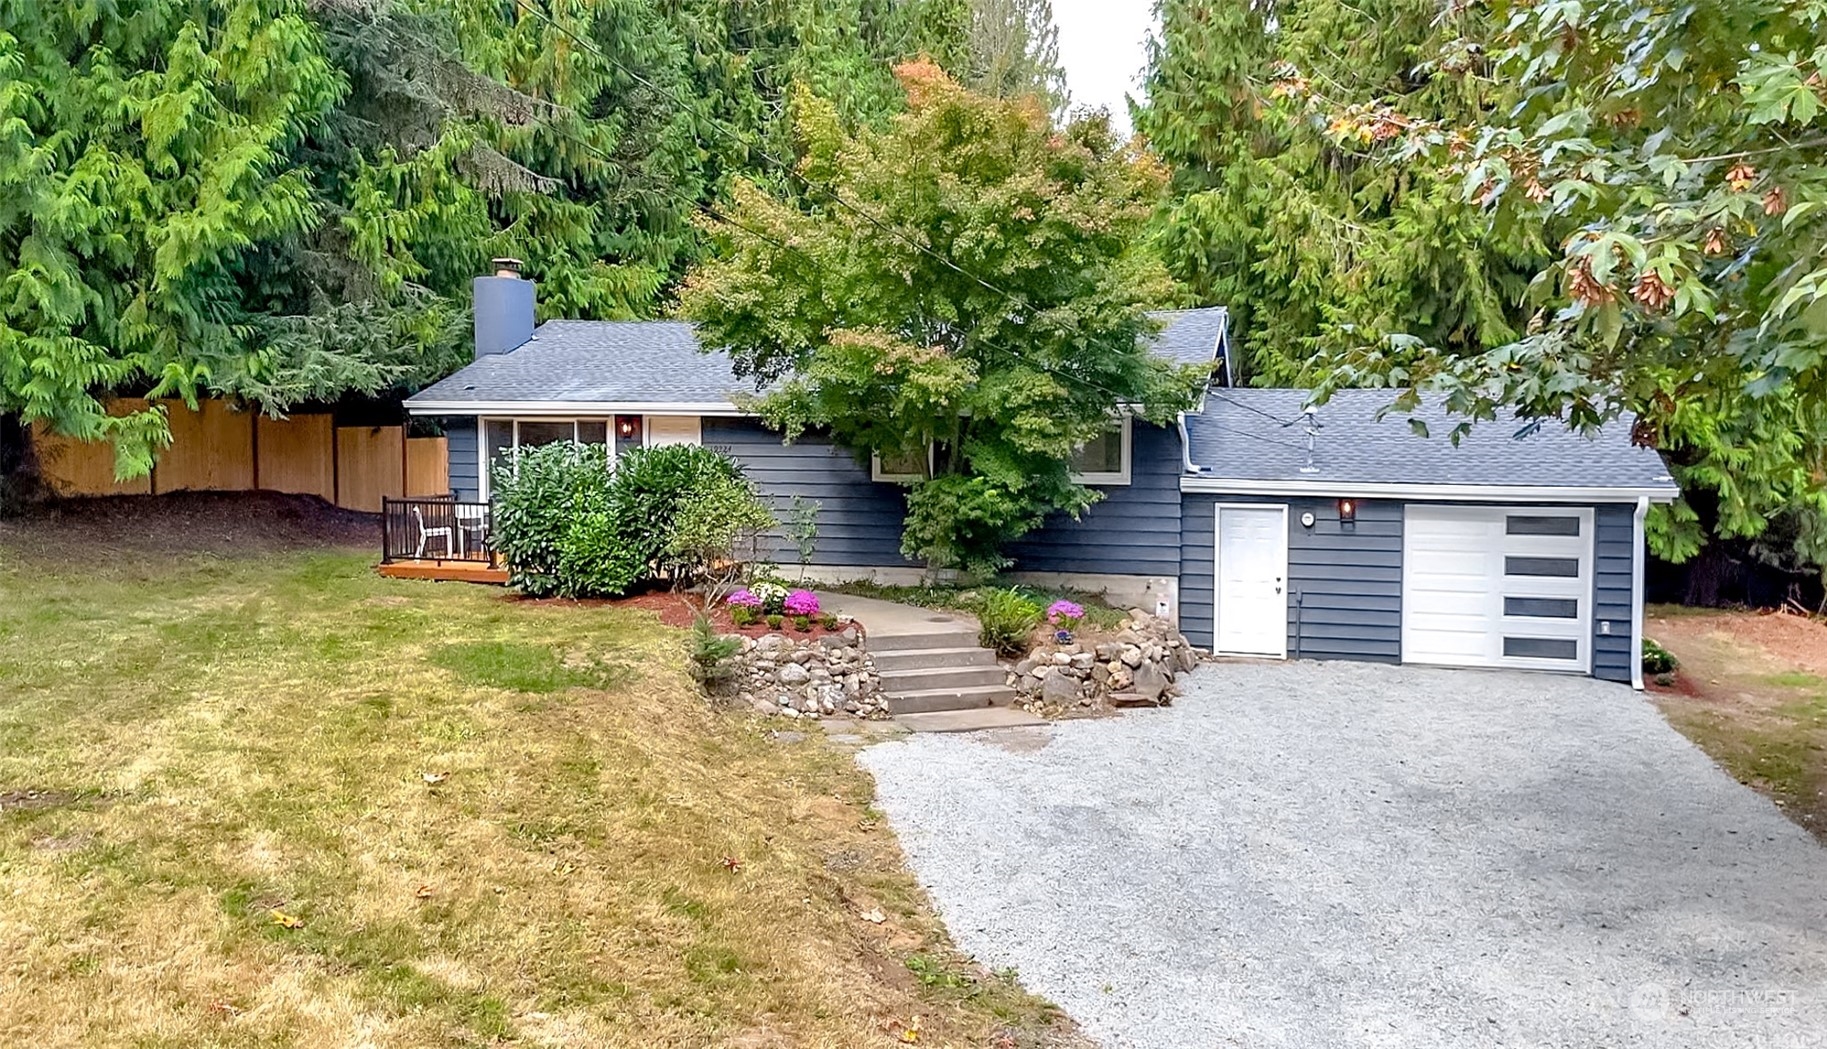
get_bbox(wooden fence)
[31,399,448,513]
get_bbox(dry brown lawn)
[0,499,1080,1048]
[1647,605,1827,842]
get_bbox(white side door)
[1214,504,1289,657]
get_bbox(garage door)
[1401,506,1593,673]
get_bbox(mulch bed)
[512,589,861,639]
[1,491,376,558]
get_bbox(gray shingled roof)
[409,320,754,407]
[1185,389,1678,493]
[407,307,1228,409]
[1149,307,1229,367]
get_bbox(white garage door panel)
[1402,506,1593,673]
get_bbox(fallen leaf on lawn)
[721,855,743,873]
[420,772,449,786]
[269,909,304,929]
[414,884,434,899]
[858,908,886,924]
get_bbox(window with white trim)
[1069,417,1131,485]
[480,417,613,499]
[871,446,931,483]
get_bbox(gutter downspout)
[1631,496,1650,691]
[1176,411,1196,474]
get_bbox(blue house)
[407,266,1678,688]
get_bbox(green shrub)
[666,472,776,589]
[1643,637,1679,676]
[729,605,757,627]
[791,614,812,632]
[491,442,773,598]
[490,442,621,598]
[765,613,784,630]
[975,587,1041,656]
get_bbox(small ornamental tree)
[683,62,1203,574]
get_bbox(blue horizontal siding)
[1592,503,1636,683]
[444,417,480,501]
[1005,422,1184,578]
[704,418,915,568]
[1181,495,1404,662]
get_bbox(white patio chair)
[413,506,455,559]
[455,503,489,559]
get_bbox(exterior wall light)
[616,416,639,439]
[1337,498,1357,523]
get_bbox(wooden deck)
[377,559,509,584]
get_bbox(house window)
[480,417,614,499]
[1069,417,1131,485]
[871,446,931,483]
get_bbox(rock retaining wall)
[1007,610,1202,715]
[732,631,888,719]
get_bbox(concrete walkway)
[825,592,978,638]
[828,593,1044,728]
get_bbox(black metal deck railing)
[381,496,495,563]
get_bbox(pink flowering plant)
[726,589,763,609]
[783,589,821,617]
[1046,599,1085,630]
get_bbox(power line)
[1209,392,1309,428]
[1197,422,1307,451]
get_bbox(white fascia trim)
[407,400,749,417]
[1180,476,1680,504]
[1631,495,1649,691]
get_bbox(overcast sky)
[1052,1,1160,135]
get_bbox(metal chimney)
[473,260,535,359]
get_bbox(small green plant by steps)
[686,615,742,689]
[785,496,820,576]
[1643,637,1680,680]
[975,587,1042,656]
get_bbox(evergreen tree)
[965,0,1068,118]
[1136,0,1542,383]
[0,0,974,477]
[0,0,344,474]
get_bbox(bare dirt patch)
[0,789,80,813]
[1646,606,1827,840]
[0,490,374,560]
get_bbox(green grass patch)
[429,639,623,693]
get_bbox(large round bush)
[490,442,774,598]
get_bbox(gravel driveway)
[859,661,1827,1049]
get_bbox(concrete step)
[870,645,1000,672]
[896,707,1049,732]
[866,629,982,653]
[883,684,1017,715]
[879,664,1009,693]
